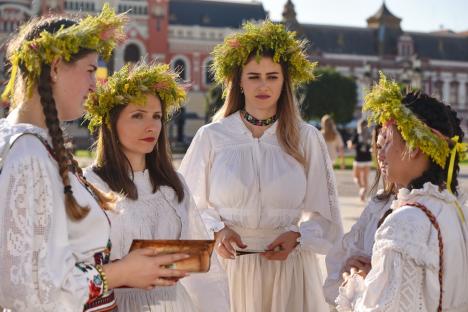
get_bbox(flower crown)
[363,72,467,169]
[211,20,316,87]
[84,62,187,132]
[1,3,127,102]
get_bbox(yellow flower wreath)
[85,62,187,132]
[2,3,127,102]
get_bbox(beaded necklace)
[241,110,277,127]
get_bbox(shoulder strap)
[0,132,56,173]
[400,201,443,312]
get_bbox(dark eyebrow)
[133,109,163,114]
[246,72,280,75]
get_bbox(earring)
[240,87,244,94]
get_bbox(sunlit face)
[116,94,162,161]
[240,56,284,113]
[52,52,98,121]
[376,129,387,177]
[380,124,409,186]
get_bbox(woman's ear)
[50,58,62,83]
[409,146,423,159]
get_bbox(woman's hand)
[341,266,368,287]
[261,231,300,261]
[104,248,190,290]
[342,255,371,278]
[214,226,247,259]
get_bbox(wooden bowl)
[129,239,215,272]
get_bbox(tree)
[205,84,224,122]
[300,67,357,124]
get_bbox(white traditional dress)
[323,192,394,304]
[336,183,468,312]
[84,169,229,312]
[0,119,114,311]
[179,112,343,312]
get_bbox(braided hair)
[7,17,115,220]
[402,92,464,195]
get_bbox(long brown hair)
[213,51,305,166]
[93,96,184,202]
[321,114,337,142]
[6,17,115,220]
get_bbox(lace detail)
[374,206,439,270]
[335,274,365,311]
[312,126,340,224]
[0,124,112,311]
[1,155,71,310]
[398,259,426,312]
[391,182,457,210]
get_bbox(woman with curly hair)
[336,74,468,312]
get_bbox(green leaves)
[211,20,316,88]
[84,63,187,132]
[363,72,450,168]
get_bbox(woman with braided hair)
[336,74,468,311]
[0,6,189,312]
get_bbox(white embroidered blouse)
[336,183,468,312]
[323,192,394,304]
[0,119,110,311]
[179,112,343,254]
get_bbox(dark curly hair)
[402,92,464,195]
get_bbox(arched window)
[204,59,214,85]
[449,81,459,107]
[434,80,443,101]
[124,44,140,64]
[174,59,187,80]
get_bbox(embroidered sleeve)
[336,248,425,312]
[0,146,98,311]
[336,207,432,311]
[75,263,105,303]
[179,126,225,233]
[298,125,343,254]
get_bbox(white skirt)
[114,284,197,312]
[222,227,329,312]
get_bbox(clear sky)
[234,0,468,33]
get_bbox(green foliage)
[2,4,127,101]
[204,84,224,122]
[85,62,187,132]
[363,72,455,168]
[211,20,316,88]
[300,67,357,124]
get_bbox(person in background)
[321,114,345,170]
[348,118,373,201]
